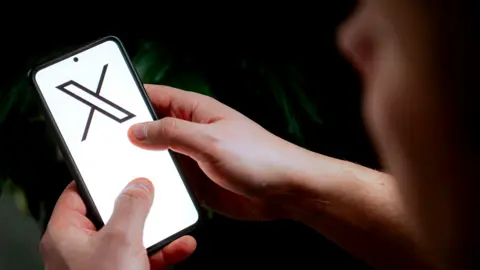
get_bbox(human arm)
[275,148,428,269]
[128,84,427,269]
[335,1,477,268]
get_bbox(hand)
[40,178,196,270]
[128,85,309,221]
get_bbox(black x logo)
[56,64,136,142]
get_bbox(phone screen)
[32,38,199,249]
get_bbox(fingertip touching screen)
[33,39,199,248]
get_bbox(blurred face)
[338,0,470,175]
[338,1,474,265]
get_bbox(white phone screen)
[33,39,199,249]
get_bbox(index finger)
[48,181,95,231]
[144,84,235,123]
[53,181,87,215]
[149,235,197,269]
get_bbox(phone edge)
[27,35,204,256]
[109,36,204,255]
[27,36,109,232]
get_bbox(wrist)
[266,145,342,221]
[270,144,386,223]
[267,145,429,269]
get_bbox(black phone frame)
[28,35,203,256]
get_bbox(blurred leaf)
[133,40,214,98]
[263,66,303,143]
[27,115,46,124]
[167,73,213,98]
[0,70,38,127]
[288,68,323,125]
[1,179,30,216]
[0,178,5,194]
[0,184,43,270]
[296,88,323,124]
[37,201,47,232]
[0,88,18,125]
[133,41,172,84]
[13,189,29,216]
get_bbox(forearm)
[279,148,429,269]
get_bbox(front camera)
[73,57,78,62]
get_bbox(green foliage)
[0,38,324,226]
[288,68,323,125]
[133,41,214,98]
[263,66,304,142]
[1,178,30,216]
[133,41,172,85]
[0,79,32,126]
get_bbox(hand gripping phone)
[29,36,201,254]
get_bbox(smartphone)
[29,36,201,254]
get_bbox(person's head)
[338,1,476,267]
[339,0,475,159]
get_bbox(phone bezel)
[28,35,203,256]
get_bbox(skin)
[337,1,476,268]
[40,178,196,270]
[41,0,476,269]
[128,85,422,269]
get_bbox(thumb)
[104,178,154,242]
[128,117,211,160]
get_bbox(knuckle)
[159,117,178,139]
[38,234,50,255]
[118,187,151,206]
[39,231,57,258]
[202,95,218,105]
[190,90,208,100]
[191,92,217,108]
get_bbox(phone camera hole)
[73,57,78,62]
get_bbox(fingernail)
[124,178,154,193]
[131,123,147,141]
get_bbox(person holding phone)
[40,0,476,269]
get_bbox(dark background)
[0,3,381,269]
